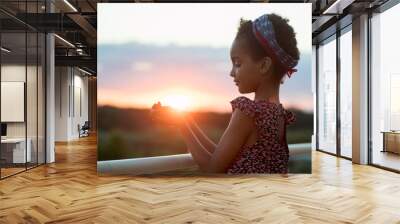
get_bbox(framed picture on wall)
[1,81,25,122]
[97,3,313,175]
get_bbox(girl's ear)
[260,57,272,75]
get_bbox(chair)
[78,121,90,138]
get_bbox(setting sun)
[162,95,191,111]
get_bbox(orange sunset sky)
[98,4,313,113]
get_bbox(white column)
[45,0,55,163]
[352,14,369,164]
[46,33,55,163]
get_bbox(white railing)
[97,143,311,175]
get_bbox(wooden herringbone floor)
[1,135,400,224]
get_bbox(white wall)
[312,45,316,150]
[55,67,69,141]
[1,65,26,146]
[1,65,37,138]
[55,67,89,141]
[1,64,46,164]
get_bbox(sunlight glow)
[162,94,191,111]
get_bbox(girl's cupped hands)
[150,102,187,126]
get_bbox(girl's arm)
[179,109,254,173]
[179,122,212,171]
[184,115,217,154]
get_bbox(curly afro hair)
[235,13,300,80]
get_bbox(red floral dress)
[226,96,296,174]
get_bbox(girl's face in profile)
[230,38,266,94]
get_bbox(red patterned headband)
[252,14,298,78]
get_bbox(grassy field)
[98,106,313,161]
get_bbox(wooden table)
[381,131,400,154]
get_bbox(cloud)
[98,42,313,112]
[98,3,311,52]
[131,61,153,72]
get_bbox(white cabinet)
[1,138,32,163]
